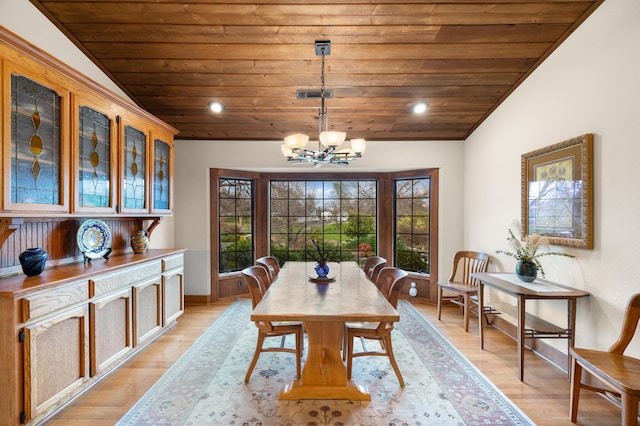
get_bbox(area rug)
[118,299,533,425]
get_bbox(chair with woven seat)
[256,256,281,282]
[343,266,409,386]
[437,250,490,332]
[241,266,303,383]
[569,293,640,425]
[362,256,386,282]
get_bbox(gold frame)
[521,134,593,249]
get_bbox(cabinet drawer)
[21,281,88,323]
[90,260,162,297]
[162,254,183,272]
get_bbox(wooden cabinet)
[1,58,70,214]
[71,93,119,214]
[0,249,185,425]
[90,287,132,376]
[22,305,90,422]
[162,254,184,325]
[1,28,177,217]
[133,277,162,346]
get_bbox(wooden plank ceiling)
[30,0,604,141]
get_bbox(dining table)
[250,261,399,400]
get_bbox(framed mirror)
[521,134,593,249]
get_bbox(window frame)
[209,168,438,302]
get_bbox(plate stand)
[82,248,112,263]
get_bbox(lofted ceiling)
[30,0,604,141]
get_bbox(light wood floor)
[46,297,623,425]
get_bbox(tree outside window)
[395,177,430,273]
[270,180,377,265]
[219,178,253,273]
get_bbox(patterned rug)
[118,299,533,425]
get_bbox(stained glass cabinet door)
[150,132,173,214]
[71,94,117,213]
[2,66,69,212]
[119,116,149,214]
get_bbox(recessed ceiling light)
[209,101,223,113]
[411,102,428,114]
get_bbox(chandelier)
[281,41,366,166]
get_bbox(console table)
[471,272,589,381]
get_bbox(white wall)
[175,140,465,295]
[465,0,640,357]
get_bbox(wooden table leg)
[517,296,525,381]
[567,298,577,379]
[279,320,370,400]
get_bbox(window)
[269,180,377,264]
[395,177,430,273]
[219,178,253,273]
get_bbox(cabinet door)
[132,277,162,346]
[2,60,70,213]
[163,268,184,325]
[22,305,89,423]
[150,130,173,214]
[119,116,149,214]
[71,93,118,214]
[90,287,133,376]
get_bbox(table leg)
[567,298,577,379]
[280,320,370,400]
[517,296,525,381]
[479,283,485,349]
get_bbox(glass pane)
[271,199,288,216]
[79,106,111,208]
[413,178,430,197]
[358,199,376,215]
[396,199,412,216]
[218,178,253,273]
[10,75,62,205]
[153,138,170,210]
[123,125,146,209]
[269,179,377,262]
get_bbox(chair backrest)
[254,262,273,290]
[256,256,280,281]
[376,267,409,309]
[242,266,268,309]
[370,259,388,283]
[363,256,386,280]
[609,293,640,355]
[448,251,490,285]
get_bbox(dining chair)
[569,293,640,425]
[437,250,490,332]
[344,266,409,386]
[253,262,273,290]
[362,256,386,282]
[256,256,281,282]
[241,266,303,383]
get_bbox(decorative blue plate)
[76,219,112,259]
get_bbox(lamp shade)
[281,144,293,157]
[350,139,366,154]
[284,133,309,150]
[319,131,346,148]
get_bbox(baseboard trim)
[185,295,211,306]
